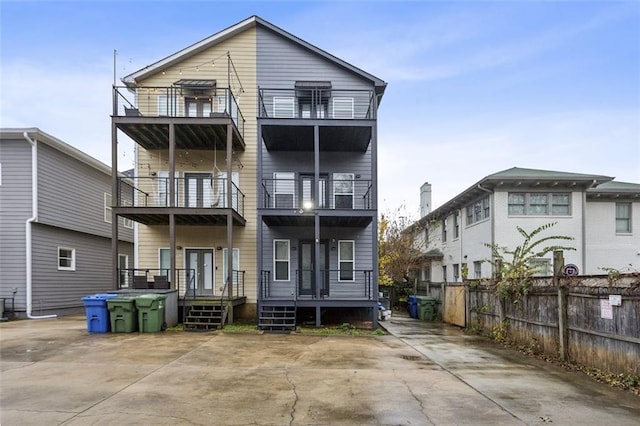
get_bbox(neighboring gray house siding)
[0,139,32,309]
[38,142,133,241]
[31,223,133,314]
[0,130,134,315]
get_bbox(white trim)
[118,254,129,287]
[58,247,76,271]
[104,192,112,223]
[333,173,354,209]
[273,239,290,282]
[338,240,355,282]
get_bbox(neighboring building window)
[338,240,355,281]
[529,259,550,276]
[104,193,112,223]
[508,192,571,216]
[453,264,460,281]
[442,218,447,242]
[274,240,290,281]
[473,261,482,279]
[421,267,431,282]
[58,247,76,271]
[616,202,632,233]
[454,213,460,239]
[466,196,490,225]
[442,265,447,282]
[123,218,134,229]
[222,248,240,285]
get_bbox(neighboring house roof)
[121,15,387,98]
[418,167,616,223]
[0,128,123,178]
[587,180,640,200]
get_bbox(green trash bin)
[107,297,138,333]
[418,296,437,321]
[135,294,167,332]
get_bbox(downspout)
[23,132,57,319]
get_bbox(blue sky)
[1,0,638,216]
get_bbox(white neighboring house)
[412,167,640,283]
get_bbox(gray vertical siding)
[0,139,32,309]
[38,142,134,241]
[31,223,133,313]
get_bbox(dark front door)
[298,240,329,296]
[186,249,214,296]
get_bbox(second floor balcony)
[116,176,245,226]
[112,85,245,152]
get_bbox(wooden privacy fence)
[466,275,640,376]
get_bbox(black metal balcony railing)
[113,85,245,137]
[117,176,245,217]
[261,178,372,210]
[261,269,373,300]
[258,88,375,120]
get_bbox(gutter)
[23,131,57,319]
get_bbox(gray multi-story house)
[0,128,134,318]
[110,16,386,330]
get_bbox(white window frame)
[453,264,460,281]
[159,247,171,277]
[273,97,295,118]
[104,193,112,223]
[273,239,290,282]
[58,247,76,271]
[508,192,571,216]
[454,213,460,239]
[615,202,632,234]
[466,196,490,225]
[157,171,179,207]
[119,254,129,287]
[338,240,355,282]
[442,218,447,241]
[332,97,354,119]
[222,248,240,285]
[123,217,134,229]
[473,261,482,279]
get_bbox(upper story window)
[467,196,490,225]
[473,261,482,279]
[454,213,460,239]
[616,202,632,233]
[104,193,112,223]
[508,192,571,216]
[442,217,448,242]
[295,81,331,119]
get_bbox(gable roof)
[122,16,387,97]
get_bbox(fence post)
[554,250,568,361]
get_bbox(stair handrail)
[182,268,196,325]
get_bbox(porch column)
[169,123,176,286]
[111,120,119,290]
[314,124,321,326]
[371,119,379,328]
[226,123,234,323]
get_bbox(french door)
[186,249,214,296]
[298,240,329,296]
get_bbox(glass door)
[185,173,214,207]
[298,240,329,296]
[186,249,214,296]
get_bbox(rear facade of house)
[0,129,134,318]
[111,16,386,330]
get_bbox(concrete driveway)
[1,314,638,425]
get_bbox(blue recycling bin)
[82,293,118,333]
[408,295,418,319]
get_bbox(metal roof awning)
[173,79,217,89]
[295,81,332,89]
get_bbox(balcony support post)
[314,124,321,326]
[111,120,119,290]
[226,123,234,323]
[169,123,176,286]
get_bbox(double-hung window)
[273,97,295,118]
[616,203,632,233]
[508,192,571,216]
[332,97,354,119]
[473,261,482,279]
[274,172,295,208]
[467,196,490,225]
[274,240,290,281]
[104,193,112,223]
[338,240,355,281]
[442,218,447,242]
[454,213,460,239]
[333,173,354,209]
[58,247,76,271]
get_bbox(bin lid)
[106,297,137,304]
[135,293,166,308]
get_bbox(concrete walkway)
[0,314,638,425]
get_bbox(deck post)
[226,123,234,324]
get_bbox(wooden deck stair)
[184,302,228,331]
[259,305,296,333]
